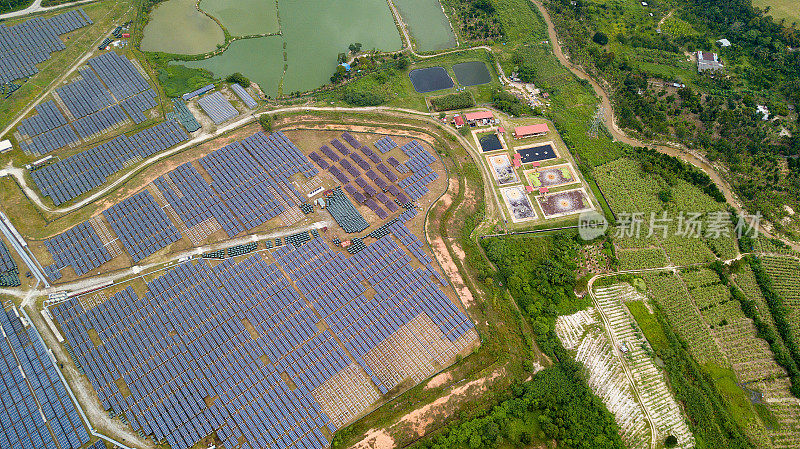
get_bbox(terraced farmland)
[556,284,694,449]
[762,256,800,338]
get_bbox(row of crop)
[643,272,723,364]
[746,256,800,397]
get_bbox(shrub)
[593,31,609,45]
[226,72,250,88]
[430,92,475,111]
[258,114,273,132]
[342,87,385,106]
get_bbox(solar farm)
[16,52,159,155]
[38,129,477,449]
[0,306,91,449]
[0,9,92,84]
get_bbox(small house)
[697,51,723,73]
[452,115,465,128]
[513,123,549,139]
[464,111,494,127]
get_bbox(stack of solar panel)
[44,221,113,276]
[181,83,214,101]
[154,162,244,237]
[360,144,382,164]
[331,138,349,156]
[300,203,313,214]
[386,156,409,174]
[241,131,318,196]
[324,187,368,233]
[230,83,257,109]
[202,249,225,259]
[226,242,257,257]
[374,136,398,153]
[320,144,339,163]
[285,231,311,247]
[0,240,20,287]
[165,98,201,132]
[0,307,90,449]
[0,9,92,84]
[31,121,189,205]
[18,123,79,155]
[197,92,238,125]
[17,101,66,137]
[72,104,127,139]
[103,190,182,262]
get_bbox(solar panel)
[197,92,239,125]
[103,190,182,263]
[230,83,257,109]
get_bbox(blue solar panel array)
[17,52,159,155]
[230,84,257,109]
[154,162,244,238]
[197,92,238,125]
[0,307,90,449]
[200,141,286,230]
[87,52,150,100]
[17,101,67,137]
[241,131,318,203]
[31,121,188,205]
[44,221,111,277]
[0,9,92,84]
[374,136,397,153]
[341,132,362,149]
[103,191,182,263]
[18,123,80,155]
[166,99,201,132]
[120,89,158,124]
[182,83,214,101]
[53,227,472,449]
[56,67,115,118]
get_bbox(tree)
[665,435,678,447]
[225,72,250,88]
[258,114,273,132]
[593,31,609,45]
[337,52,347,63]
[348,42,362,54]
[395,54,410,70]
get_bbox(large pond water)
[199,0,279,36]
[140,0,224,54]
[393,0,456,52]
[183,0,401,96]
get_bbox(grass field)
[626,299,669,351]
[753,0,800,23]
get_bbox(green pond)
[199,0,279,36]
[140,0,224,54]
[183,0,401,96]
[393,0,456,51]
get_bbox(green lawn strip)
[626,300,670,351]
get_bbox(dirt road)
[528,0,798,249]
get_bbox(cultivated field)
[557,283,694,449]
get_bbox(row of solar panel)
[103,190,182,263]
[0,308,90,449]
[44,221,111,277]
[197,92,238,125]
[32,120,188,205]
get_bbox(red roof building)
[453,115,465,128]
[539,186,549,194]
[464,111,494,121]
[514,124,549,139]
[497,126,505,133]
[525,185,535,193]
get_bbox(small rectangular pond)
[517,142,557,163]
[409,66,454,93]
[453,61,491,86]
[478,133,503,152]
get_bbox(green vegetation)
[0,0,32,14]
[544,0,800,238]
[645,300,754,448]
[430,91,475,111]
[415,365,623,449]
[225,72,250,88]
[154,60,216,98]
[749,256,800,396]
[258,114,273,132]
[490,89,532,117]
[626,300,669,351]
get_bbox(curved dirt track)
[529,0,798,249]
